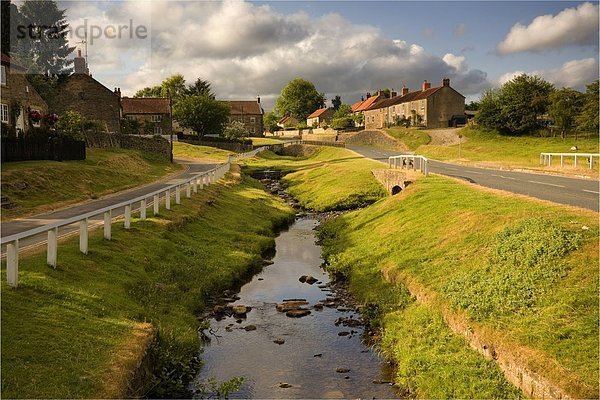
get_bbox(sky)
[54,0,599,111]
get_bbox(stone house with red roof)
[50,51,122,133]
[277,114,298,129]
[0,53,48,136]
[226,98,264,135]
[306,107,334,127]
[122,97,172,135]
[364,79,465,129]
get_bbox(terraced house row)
[353,78,465,129]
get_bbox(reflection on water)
[195,218,396,399]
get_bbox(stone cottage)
[306,107,334,127]
[226,97,264,135]
[122,97,172,135]
[364,79,465,129]
[50,50,121,133]
[0,53,48,136]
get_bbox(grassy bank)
[1,166,294,398]
[242,146,387,211]
[388,126,599,172]
[1,148,181,221]
[249,137,284,146]
[172,142,233,162]
[319,175,598,397]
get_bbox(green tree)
[465,101,479,111]
[185,78,214,98]
[173,95,230,140]
[331,95,342,111]
[333,104,352,119]
[56,110,85,140]
[274,78,326,121]
[134,86,162,98]
[576,80,599,134]
[263,111,280,133]
[15,0,74,75]
[223,120,248,140]
[477,74,554,135]
[548,88,583,138]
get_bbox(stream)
[193,217,397,398]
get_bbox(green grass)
[249,137,284,146]
[173,141,233,161]
[415,126,599,171]
[242,146,387,211]
[318,175,598,397]
[1,148,181,221]
[385,127,431,150]
[1,168,295,398]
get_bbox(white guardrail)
[1,146,268,288]
[388,154,429,176]
[540,153,599,169]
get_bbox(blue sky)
[59,0,599,110]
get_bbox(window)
[1,103,8,123]
[250,117,255,123]
[126,115,135,120]
[251,126,255,133]
[154,126,162,134]
[31,109,40,127]
[151,115,161,122]
[421,100,425,111]
[1,66,6,86]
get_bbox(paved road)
[1,159,218,253]
[348,145,599,212]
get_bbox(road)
[347,145,599,212]
[1,159,218,254]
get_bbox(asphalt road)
[347,145,600,212]
[1,159,218,254]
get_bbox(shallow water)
[194,218,396,399]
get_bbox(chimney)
[422,80,431,92]
[402,85,409,96]
[114,87,121,98]
[256,95,261,104]
[442,78,450,87]
[391,89,397,98]
[361,96,364,101]
[73,49,89,75]
[366,92,371,99]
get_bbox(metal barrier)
[540,153,599,169]
[388,154,429,176]
[1,147,269,288]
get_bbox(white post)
[80,218,88,254]
[6,240,19,288]
[394,158,397,169]
[175,186,181,204]
[186,183,191,198]
[548,155,552,166]
[165,189,171,210]
[153,194,159,215]
[424,159,429,176]
[140,199,147,220]
[200,176,204,190]
[124,204,131,229]
[47,227,58,268]
[193,179,198,193]
[590,156,594,169]
[560,155,564,167]
[574,155,578,168]
[104,210,111,240]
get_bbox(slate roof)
[226,100,263,115]
[364,87,445,111]
[122,97,171,114]
[351,95,381,112]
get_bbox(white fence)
[388,155,429,176]
[1,147,268,288]
[540,153,599,169]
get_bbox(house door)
[15,107,25,136]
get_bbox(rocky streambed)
[193,217,396,398]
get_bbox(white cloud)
[497,2,599,54]
[497,58,598,89]
[65,1,491,109]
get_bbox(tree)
[333,104,352,119]
[476,74,554,135]
[185,78,214,98]
[56,110,85,140]
[548,88,583,138]
[465,101,479,111]
[223,120,248,140]
[331,95,342,111]
[576,80,599,134]
[15,0,74,75]
[173,95,230,140]
[134,86,162,98]
[274,78,326,122]
[263,112,280,133]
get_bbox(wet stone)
[244,325,257,331]
[286,309,311,318]
[338,331,350,337]
[273,338,285,345]
[336,368,350,373]
[276,301,309,312]
[279,383,293,388]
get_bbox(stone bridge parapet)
[372,169,418,195]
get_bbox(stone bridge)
[372,169,417,195]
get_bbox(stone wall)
[371,169,415,194]
[344,129,408,150]
[84,131,170,159]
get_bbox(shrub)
[56,111,85,140]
